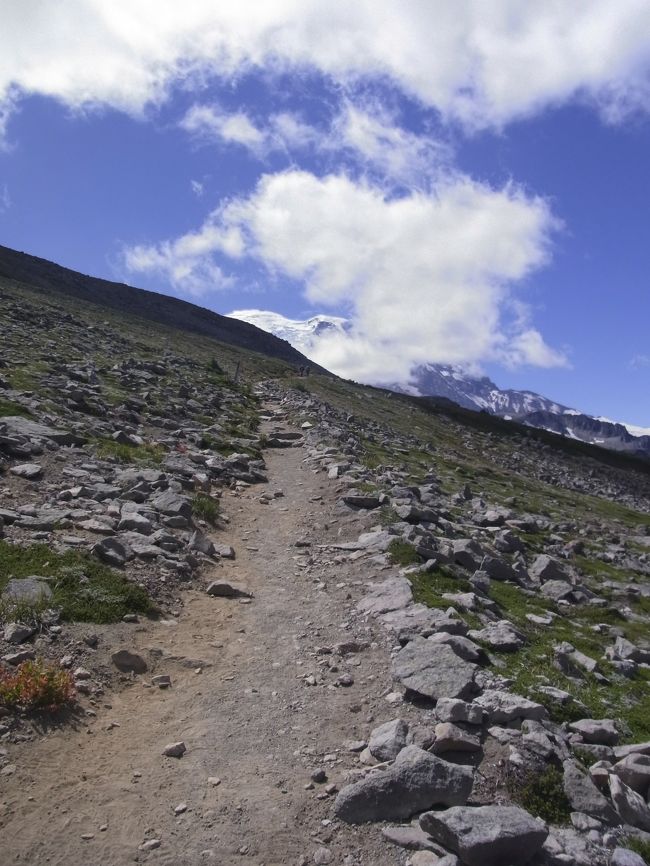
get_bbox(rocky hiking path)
[1,404,400,866]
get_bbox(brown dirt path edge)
[0,408,402,866]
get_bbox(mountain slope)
[0,245,324,373]
[230,308,650,458]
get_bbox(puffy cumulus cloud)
[124,168,567,381]
[180,105,266,152]
[3,1,650,136]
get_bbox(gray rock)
[92,537,133,567]
[111,649,148,674]
[542,826,608,866]
[392,637,478,701]
[612,754,650,795]
[2,576,53,604]
[530,554,569,584]
[569,718,619,746]
[468,620,525,652]
[610,774,650,830]
[540,580,576,601]
[563,760,618,824]
[357,577,413,615]
[435,698,484,725]
[428,632,484,663]
[188,530,216,556]
[214,543,235,559]
[163,741,186,758]
[117,512,153,535]
[381,824,440,852]
[334,745,473,824]
[3,622,36,644]
[611,847,647,866]
[1,416,84,446]
[432,722,481,754]
[368,719,409,762]
[9,463,43,479]
[3,649,36,665]
[420,804,548,866]
[473,690,548,724]
[151,489,192,520]
[206,580,252,599]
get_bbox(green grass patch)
[623,835,650,863]
[510,766,572,826]
[388,539,421,566]
[192,493,220,525]
[0,398,32,418]
[0,540,153,623]
[95,438,165,465]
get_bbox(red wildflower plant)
[0,658,76,712]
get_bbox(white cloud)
[124,168,567,380]
[2,2,650,137]
[0,183,10,213]
[190,179,204,197]
[181,105,266,152]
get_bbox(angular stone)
[432,722,481,754]
[612,754,650,795]
[111,649,148,674]
[151,489,192,520]
[609,774,650,830]
[563,760,618,824]
[357,577,413,615]
[92,537,133,567]
[611,847,647,866]
[334,745,473,824]
[163,741,186,758]
[530,554,569,584]
[435,698,483,725]
[9,463,43,479]
[368,719,409,762]
[381,824,439,852]
[392,638,478,701]
[569,718,619,746]
[473,690,548,724]
[540,580,576,601]
[428,632,484,663]
[3,622,36,644]
[342,492,381,509]
[117,513,153,535]
[420,805,548,866]
[468,621,525,652]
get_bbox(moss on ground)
[0,541,153,623]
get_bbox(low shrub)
[192,493,220,525]
[0,658,76,712]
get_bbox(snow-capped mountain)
[227,309,650,458]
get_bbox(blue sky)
[1,2,649,427]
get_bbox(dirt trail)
[1,405,400,866]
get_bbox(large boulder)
[368,719,409,762]
[420,805,548,866]
[473,690,548,724]
[2,576,53,605]
[609,774,650,831]
[530,554,569,584]
[392,637,478,701]
[334,746,473,824]
[357,577,413,615]
[569,718,619,746]
[563,760,618,824]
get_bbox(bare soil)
[0,410,410,866]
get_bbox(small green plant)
[379,505,400,526]
[192,493,220,525]
[0,658,76,712]
[0,593,51,628]
[0,398,31,418]
[388,539,421,566]
[511,766,572,826]
[623,836,650,864]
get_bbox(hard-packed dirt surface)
[1,409,407,866]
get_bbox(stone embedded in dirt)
[357,577,413,615]
[174,802,187,814]
[381,824,441,852]
[312,847,332,865]
[214,544,236,559]
[3,622,36,644]
[111,649,148,674]
[562,760,618,824]
[206,580,251,599]
[368,719,409,762]
[540,579,576,601]
[139,839,161,851]
[334,745,474,824]
[473,690,548,724]
[163,741,186,758]
[207,776,221,786]
[311,768,327,783]
[151,489,192,521]
[342,491,382,510]
[609,774,650,830]
[152,674,171,688]
[427,632,484,663]
[117,512,153,535]
[569,718,619,746]
[419,804,548,866]
[2,576,53,604]
[392,638,478,702]
[188,530,216,556]
[9,462,43,479]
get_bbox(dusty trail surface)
[1,406,399,866]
